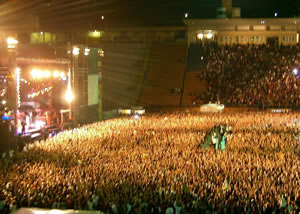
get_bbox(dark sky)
[1,0,300,30]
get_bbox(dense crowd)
[0,111,300,213]
[199,43,300,108]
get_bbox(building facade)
[184,18,300,46]
[1,17,298,47]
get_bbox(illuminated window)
[206,33,213,39]
[197,33,204,40]
[88,30,101,38]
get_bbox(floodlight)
[84,48,90,56]
[44,70,50,78]
[72,47,80,55]
[197,33,204,40]
[53,71,59,78]
[60,72,65,79]
[206,33,213,39]
[65,90,74,103]
[65,69,73,103]
[31,69,42,79]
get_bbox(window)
[237,36,248,43]
[291,36,295,41]
[283,35,296,43]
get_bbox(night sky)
[1,0,300,29]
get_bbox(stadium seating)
[181,70,206,106]
[187,43,300,108]
[186,43,212,70]
[101,43,149,110]
[140,43,186,106]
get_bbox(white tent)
[200,103,225,113]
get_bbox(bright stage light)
[65,69,73,103]
[60,72,65,79]
[31,69,43,79]
[31,69,37,78]
[65,90,74,103]
[53,71,59,78]
[1,100,6,105]
[44,70,50,78]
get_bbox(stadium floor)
[1,110,299,213]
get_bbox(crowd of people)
[198,43,300,108]
[0,111,299,213]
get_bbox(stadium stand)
[140,43,186,106]
[190,43,300,108]
[101,43,149,110]
[181,71,206,106]
[186,43,214,71]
